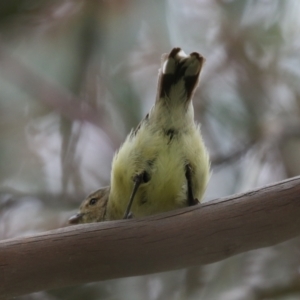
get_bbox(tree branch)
[1,176,300,299]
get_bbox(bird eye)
[89,198,98,205]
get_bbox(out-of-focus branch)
[254,274,300,299]
[211,140,254,167]
[1,176,300,299]
[0,46,98,124]
[0,46,119,146]
[211,122,300,168]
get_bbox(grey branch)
[1,176,300,299]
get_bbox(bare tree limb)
[1,176,300,299]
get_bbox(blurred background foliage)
[1,0,300,299]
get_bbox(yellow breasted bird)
[107,47,210,220]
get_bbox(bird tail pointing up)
[156,48,205,106]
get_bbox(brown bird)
[68,186,110,224]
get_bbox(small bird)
[68,186,110,224]
[107,47,210,220]
[68,48,210,224]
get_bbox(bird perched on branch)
[68,48,210,224]
[108,47,210,220]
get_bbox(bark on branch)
[1,176,300,299]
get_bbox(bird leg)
[123,171,149,219]
[185,164,200,206]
